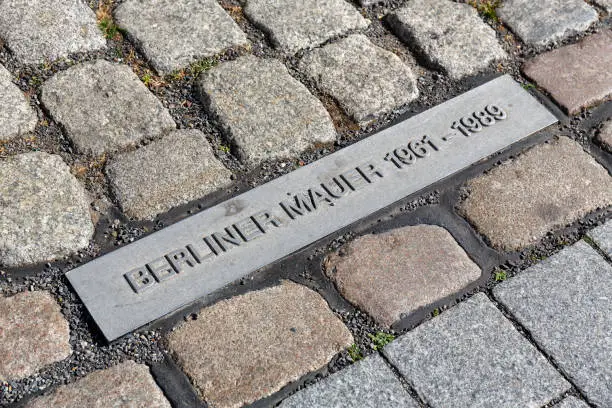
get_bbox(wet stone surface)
[325,225,481,327]
[494,242,612,408]
[387,0,506,79]
[498,0,599,47]
[596,120,612,152]
[0,64,37,141]
[383,293,571,408]
[0,291,71,381]
[199,55,336,166]
[280,354,419,408]
[167,281,353,408]
[24,361,171,408]
[588,219,612,257]
[0,152,94,267]
[0,0,106,64]
[244,0,369,53]
[299,34,419,126]
[41,60,176,155]
[115,0,249,75]
[523,30,612,115]
[459,137,612,251]
[106,129,232,220]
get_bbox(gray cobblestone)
[596,120,612,152]
[115,0,249,74]
[554,396,591,408]
[244,0,369,53]
[41,60,175,155]
[0,0,106,64]
[199,55,336,166]
[280,355,418,408]
[299,34,418,126]
[383,293,570,408]
[0,152,94,267]
[106,129,232,220]
[0,64,37,141]
[498,0,599,47]
[588,220,612,257]
[494,242,612,407]
[388,0,507,79]
[593,0,612,12]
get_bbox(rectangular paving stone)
[41,60,176,154]
[299,34,418,126]
[106,129,232,220]
[66,75,558,341]
[0,0,106,64]
[387,0,507,79]
[167,281,353,408]
[555,396,591,408]
[115,0,249,74]
[199,55,336,167]
[325,225,481,327]
[383,293,571,408]
[587,220,612,257]
[280,354,418,408]
[25,361,171,408]
[459,137,612,251]
[244,0,369,53]
[493,241,612,407]
[0,64,37,141]
[0,291,71,381]
[498,0,598,47]
[523,30,612,114]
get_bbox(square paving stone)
[459,137,612,251]
[555,396,591,408]
[115,0,249,74]
[0,64,37,141]
[298,34,418,126]
[199,55,336,166]
[0,291,71,381]
[280,354,419,408]
[595,119,612,152]
[383,293,571,408]
[494,242,612,407]
[498,0,598,48]
[387,0,507,79]
[106,129,232,220]
[523,31,612,115]
[167,281,353,408]
[0,152,94,267]
[588,220,612,257]
[244,0,369,53]
[25,360,171,408]
[0,0,106,64]
[41,60,176,154]
[325,225,482,327]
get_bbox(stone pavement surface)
[494,242,612,407]
[41,60,176,155]
[325,224,481,327]
[0,291,70,381]
[0,152,94,267]
[24,361,171,408]
[459,137,612,251]
[0,64,36,142]
[498,0,598,47]
[0,0,611,407]
[115,0,248,74]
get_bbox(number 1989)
[451,104,507,137]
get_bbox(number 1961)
[451,104,507,137]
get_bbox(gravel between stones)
[0,152,94,267]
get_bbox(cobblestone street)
[0,0,610,407]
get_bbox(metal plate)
[67,75,558,341]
